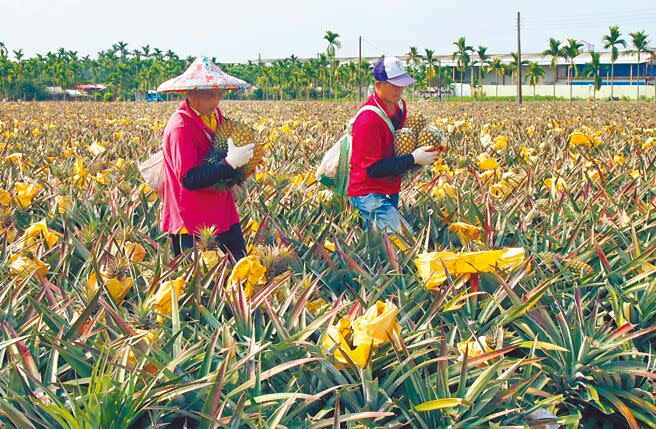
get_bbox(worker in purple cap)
[348,56,439,233]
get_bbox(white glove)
[412,146,439,166]
[225,138,254,169]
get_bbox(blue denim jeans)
[350,193,412,233]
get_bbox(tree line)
[0,27,652,101]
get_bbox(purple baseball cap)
[372,56,416,87]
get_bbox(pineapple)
[120,302,159,372]
[209,116,264,185]
[535,198,551,212]
[418,125,446,151]
[565,259,595,277]
[537,252,593,277]
[129,300,159,332]
[198,226,218,251]
[484,325,504,350]
[255,244,295,279]
[527,209,548,227]
[0,207,17,244]
[77,221,101,248]
[105,255,131,281]
[394,128,417,156]
[255,244,296,302]
[205,117,264,191]
[87,255,134,304]
[197,226,225,270]
[404,112,428,134]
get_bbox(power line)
[360,37,385,57]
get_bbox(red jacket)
[160,100,239,235]
[347,92,407,197]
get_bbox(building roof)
[65,89,87,97]
[76,84,107,90]
[45,86,65,95]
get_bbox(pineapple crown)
[197,226,218,251]
[105,255,131,280]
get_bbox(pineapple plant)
[3,98,656,429]
[254,244,297,302]
[393,128,417,156]
[205,116,264,190]
[106,301,160,372]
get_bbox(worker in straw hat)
[157,56,253,259]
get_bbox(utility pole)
[358,36,362,101]
[517,11,522,104]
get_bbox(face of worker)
[187,88,225,114]
[375,81,405,105]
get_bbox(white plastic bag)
[315,103,399,184]
[315,134,349,181]
[138,150,164,193]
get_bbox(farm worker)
[157,56,253,259]
[348,57,439,233]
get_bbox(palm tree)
[627,31,652,100]
[584,51,603,101]
[316,53,329,100]
[476,46,490,83]
[561,39,583,102]
[12,49,24,99]
[602,26,626,100]
[407,46,423,71]
[509,52,527,87]
[406,47,423,99]
[115,41,129,58]
[324,31,341,99]
[487,58,505,98]
[424,49,438,86]
[0,42,10,99]
[525,62,544,100]
[451,37,473,98]
[542,38,562,100]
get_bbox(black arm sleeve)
[366,154,415,178]
[181,160,237,190]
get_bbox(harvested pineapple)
[404,112,428,134]
[418,125,446,151]
[205,116,264,190]
[394,128,417,156]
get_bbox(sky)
[2,0,655,62]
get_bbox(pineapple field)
[1,100,656,428]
